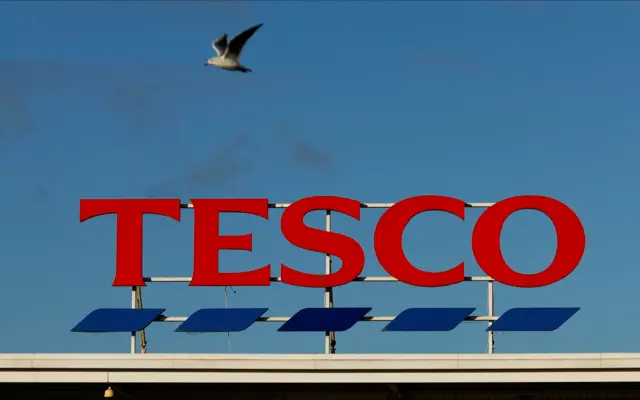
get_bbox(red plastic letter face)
[472,195,586,287]
[190,198,270,286]
[79,199,181,287]
[280,196,365,288]
[374,195,466,287]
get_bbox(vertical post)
[130,286,137,354]
[324,210,335,354]
[136,286,148,353]
[487,279,494,354]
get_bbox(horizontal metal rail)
[157,315,499,323]
[127,200,499,354]
[143,276,494,283]
[180,202,495,209]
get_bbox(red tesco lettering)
[79,195,586,289]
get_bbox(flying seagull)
[205,23,263,73]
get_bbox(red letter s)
[280,196,365,288]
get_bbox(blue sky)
[0,0,638,355]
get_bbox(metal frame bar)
[130,287,136,354]
[143,276,494,283]
[324,210,335,354]
[130,201,497,354]
[181,202,495,209]
[156,315,498,323]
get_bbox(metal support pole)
[130,286,136,354]
[136,286,148,353]
[324,210,335,354]
[487,280,495,354]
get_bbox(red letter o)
[472,195,586,287]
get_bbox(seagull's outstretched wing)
[224,23,263,61]
[212,33,228,56]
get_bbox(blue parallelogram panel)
[72,308,165,333]
[383,307,476,332]
[175,308,268,333]
[279,307,372,332]
[488,307,580,331]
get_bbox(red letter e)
[190,199,270,286]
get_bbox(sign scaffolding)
[73,196,585,355]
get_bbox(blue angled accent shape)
[175,308,268,332]
[488,307,579,331]
[383,307,476,331]
[279,307,372,332]
[72,308,165,332]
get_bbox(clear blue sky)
[0,1,637,355]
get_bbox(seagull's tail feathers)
[239,66,252,73]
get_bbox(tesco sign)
[80,195,586,289]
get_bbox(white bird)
[205,23,263,73]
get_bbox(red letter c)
[374,195,466,287]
